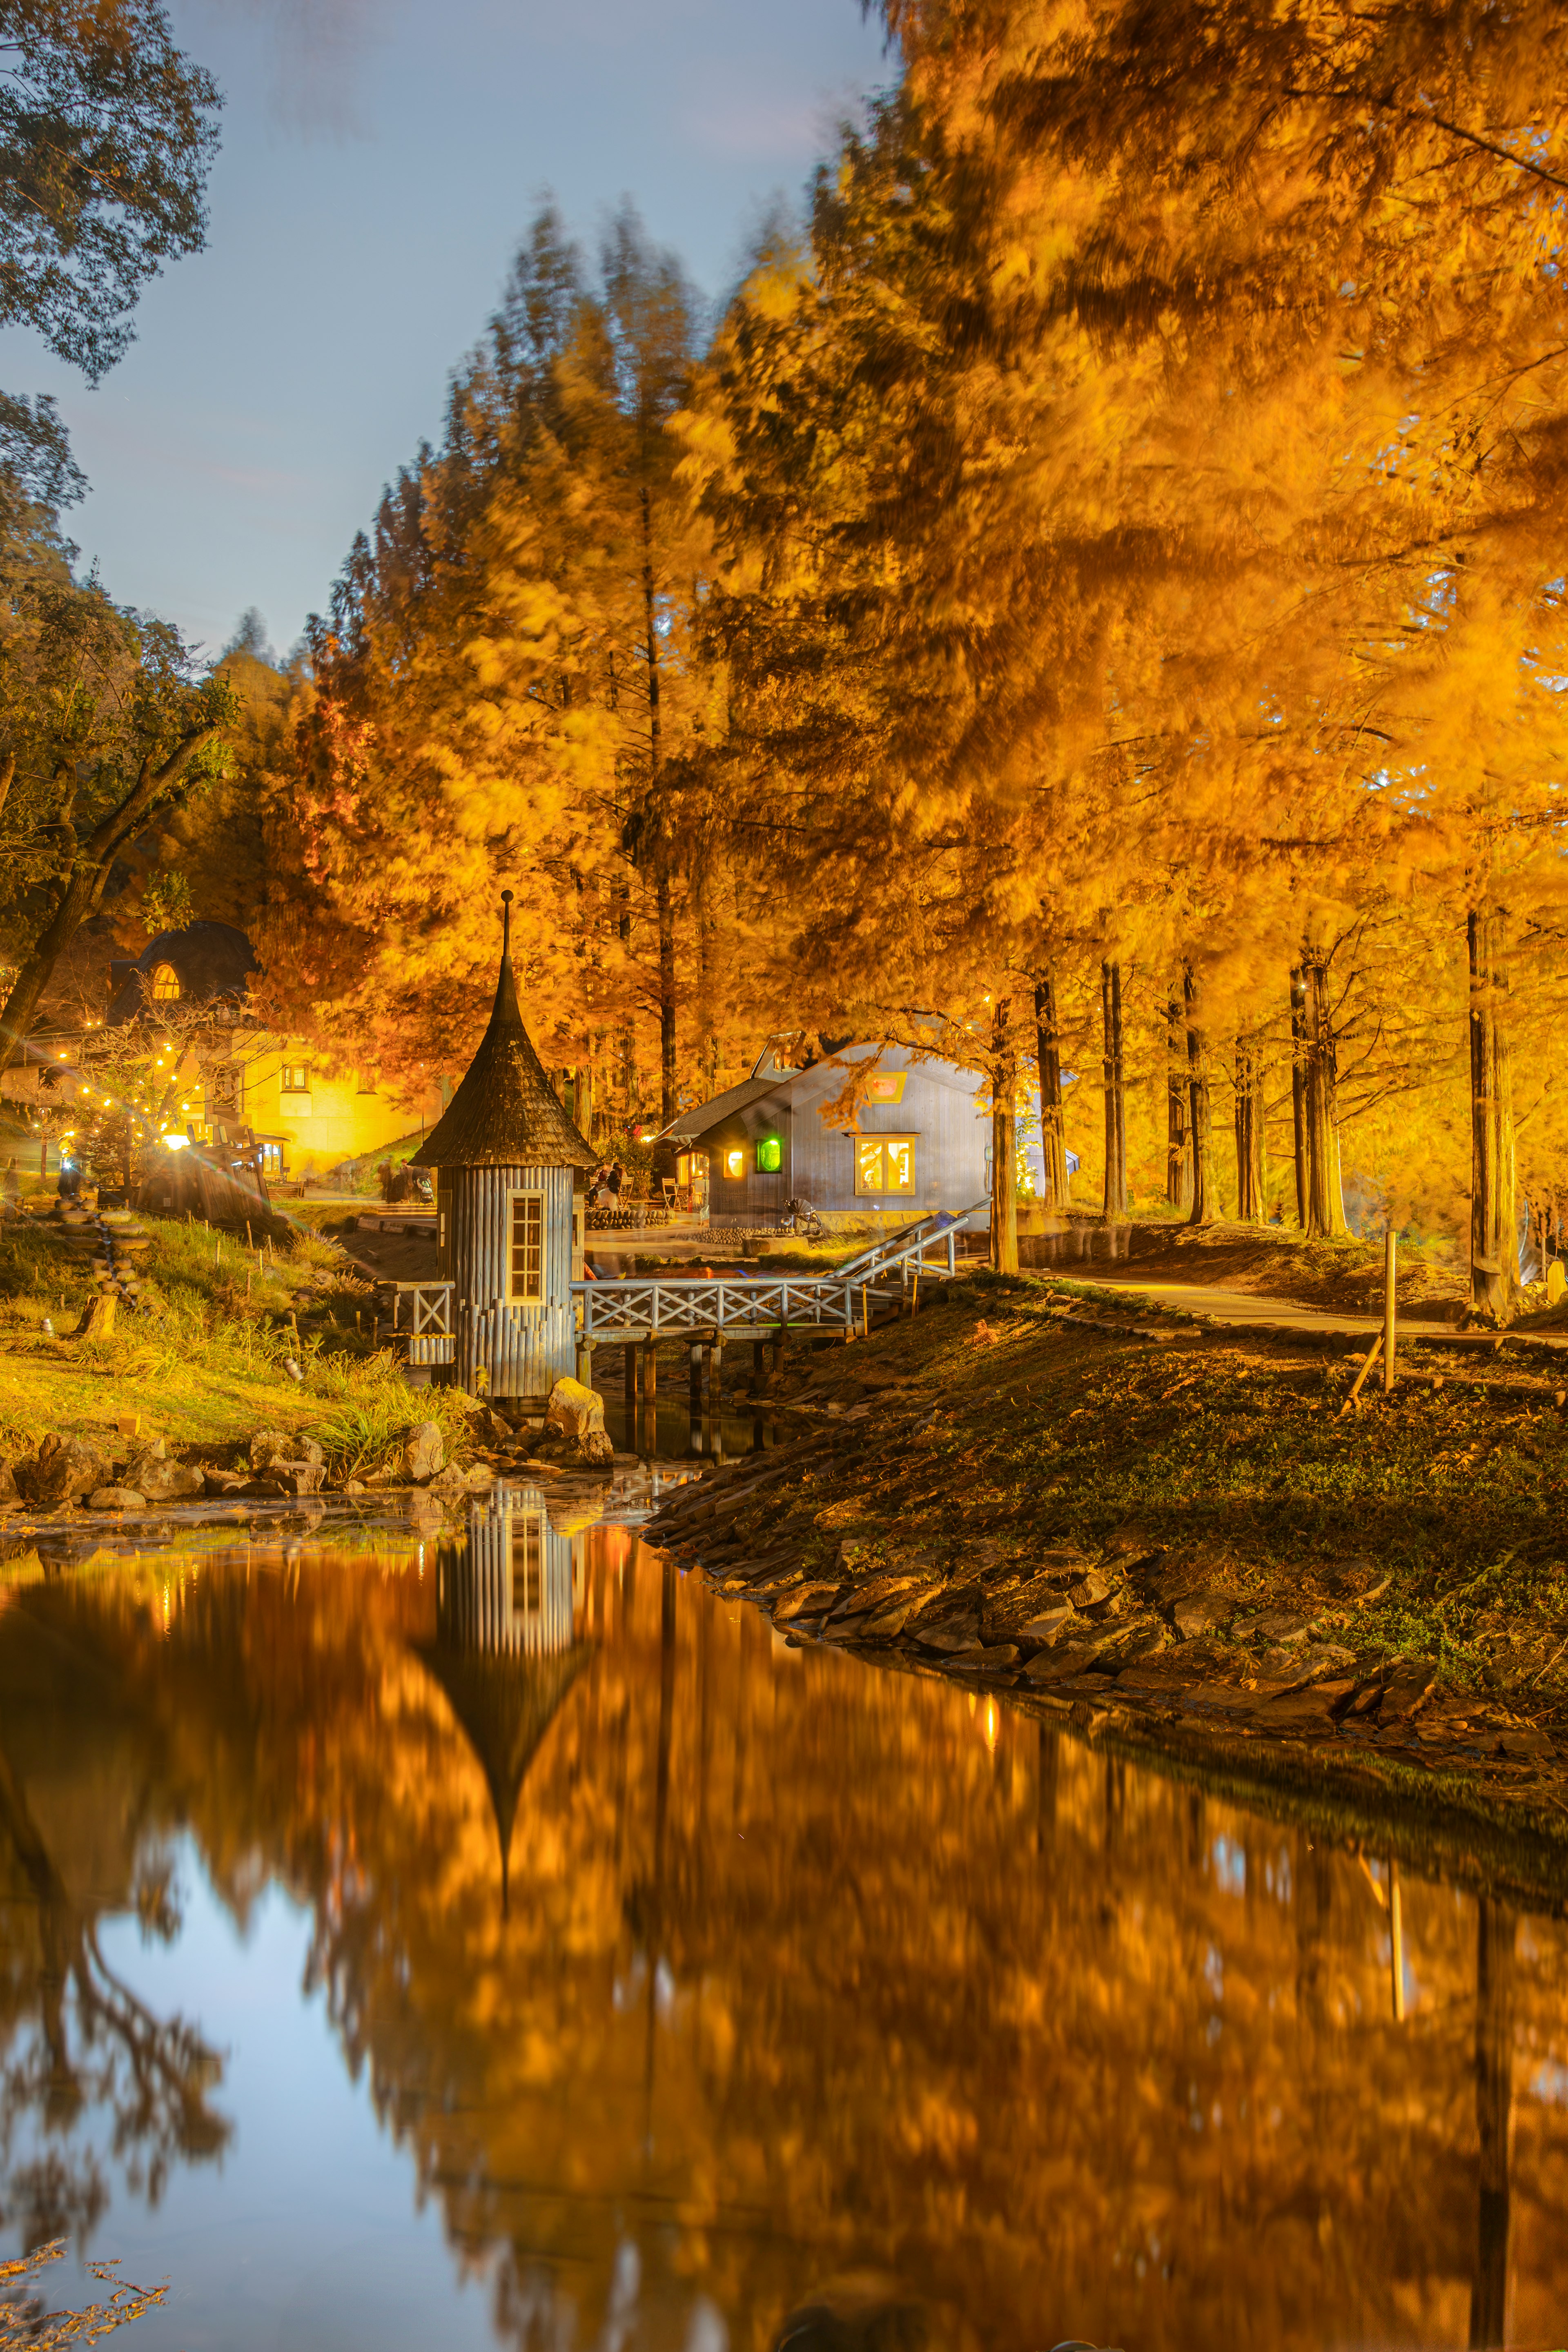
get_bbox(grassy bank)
[0,1209,472,1472]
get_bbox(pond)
[2,1488,1567,2352]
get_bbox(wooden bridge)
[377,1203,984,1392]
[572,1203,984,1401]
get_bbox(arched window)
[149,962,180,1002]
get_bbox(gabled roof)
[659,1075,783,1145]
[410,895,595,1171]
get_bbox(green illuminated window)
[756,1135,782,1173]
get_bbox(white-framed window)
[854,1134,917,1196]
[280,1064,310,1095]
[508,1188,545,1303]
[260,1142,284,1178]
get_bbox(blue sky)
[0,0,891,659]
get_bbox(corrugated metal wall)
[438,1162,576,1399]
[436,1484,576,1656]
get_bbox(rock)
[1174,1593,1234,1639]
[471,1406,514,1447]
[87,1487,146,1510]
[1017,1604,1078,1647]
[1022,1644,1112,1684]
[773,1581,845,1625]
[1499,1725,1555,1760]
[1241,1609,1312,1644]
[255,1461,325,1498]
[918,1623,984,1655]
[1254,1680,1357,1730]
[203,1468,248,1497]
[1321,1559,1379,1598]
[250,1428,299,1471]
[546,1377,605,1441]
[343,1477,367,1495]
[404,1421,446,1481]
[1069,1569,1114,1609]
[1379,1663,1437,1721]
[129,1455,205,1501]
[0,1461,15,1504]
[577,1428,614,1466]
[1103,1524,1158,1560]
[948,1643,1021,1673]
[18,1435,109,1504]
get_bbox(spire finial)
[500,888,513,959]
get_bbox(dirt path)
[1082,1272,1568,1351]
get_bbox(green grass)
[0,1210,471,1471]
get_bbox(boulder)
[404,1421,446,1482]
[1069,1569,1114,1609]
[129,1455,206,1502]
[470,1406,515,1448]
[18,1435,109,1504]
[0,1461,16,1504]
[1017,1604,1078,1648]
[577,1427,614,1467]
[250,1428,323,1471]
[254,1461,325,1498]
[203,1468,248,1497]
[87,1487,147,1511]
[545,1377,605,1441]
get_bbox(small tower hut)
[410,893,596,1403]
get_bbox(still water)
[2,1490,1568,2352]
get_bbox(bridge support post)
[576,1338,594,1388]
[688,1341,703,1412]
[624,1342,637,1407]
[771,1326,786,1378]
[639,1338,657,1401]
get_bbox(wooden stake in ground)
[1341,1331,1385,1414]
[1383,1227,1397,1394]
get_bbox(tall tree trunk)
[1184,963,1215,1226]
[1299,951,1348,1238]
[1033,970,1068,1207]
[640,485,677,1128]
[1469,1900,1515,2350]
[991,997,1018,1274]
[1166,991,1191,1212]
[1469,908,1520,1321]
[1289,967,1309,1228]
[1234,1039,1266,1223]
[1101,960,1127,1218]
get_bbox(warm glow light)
[724,1147,745,1178]
[160,1133,191,1152]
[982,1697,999,1751]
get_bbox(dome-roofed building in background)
[412,893,595,1402]
[107,921,258,1025]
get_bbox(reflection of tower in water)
[421,1483,592,1911]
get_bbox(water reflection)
[602,1392,777,1464]
[0,1504,1567,2349]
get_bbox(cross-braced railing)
[381,1278,455,1365]
[572,1274,874,1344]
[833,1201,986,1286]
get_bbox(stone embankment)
[646,1416,1568,1850]
[1,1377,617,1525]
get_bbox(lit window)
[280,1065,310,1095]
[724,1147,745,1180]
[854,1135,917,1196]
[260,1143,283,1178]
[756,1135,782,1173]
[149,962,180,1002]
[509,1190,544,1302]
[864,1071,906,1104]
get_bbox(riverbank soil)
[647,1267,1568,1868]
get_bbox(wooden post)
[641,1338,657,1401]
[1383,1226,1397,1394]
[1340,1330,1384,1415]
[576,1338,593,1388]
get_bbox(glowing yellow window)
[864,1071,906,1104]
[509,1190,544,1302]
[724,1147,745,1180]
[149,962,180,1002]
[855,1135,917,1196]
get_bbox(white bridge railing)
[572,1274,865,1344]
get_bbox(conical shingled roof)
[410,894,595,1170]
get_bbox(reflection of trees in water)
[3,1539,1568,2349]
[0,1626,229,2252]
